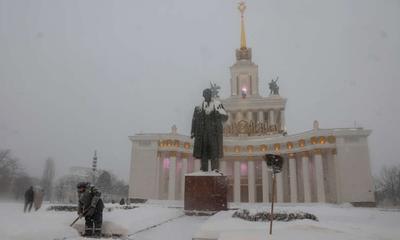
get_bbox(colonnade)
[159,150,336,203]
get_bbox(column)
[154,153,160,199]
[276,172,284,202]
[258,111,264,123]
[289,155,298,203]
[194,159,201,172]
[248,160,255,203]
[236,111,244,122]
[220,160,227,175]
[302,154,311,202]
[262,160,269,202]
[314,152,326,202]
[268,109,275,127]
[246,111,253,121]
[280,110,285,132]
[181,155,188,200]
[234,160,241,202]
[168,153,177,200]
[160,152,167,199]
[333,150,341,203]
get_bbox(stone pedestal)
[184,174,228,213]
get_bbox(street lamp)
[264,153,283,236]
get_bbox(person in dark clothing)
[24,186,34,213]
[77,182,104,237]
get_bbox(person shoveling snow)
[73,182,104,237]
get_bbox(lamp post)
[264,154,283,236]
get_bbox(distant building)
[128,3,375,204]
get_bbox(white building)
[128,3,375,205]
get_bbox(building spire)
[92,150,97,183]
[238,1,247,49]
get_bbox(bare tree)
[0,149,19,195]
[375,164,400,206]
[41,158,55,201]
[97,171,112,193]
[54,174,84,203]
[13,172,34,200]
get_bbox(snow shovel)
[70,209,89,227]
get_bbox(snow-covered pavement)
[0,201,399,240]
[132,215,208,240]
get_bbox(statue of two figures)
[191,87,228,172]
[269,76,279,95]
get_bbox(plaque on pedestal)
[184,173,228,214]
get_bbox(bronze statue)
[269,77,279,95]
[191,88,228,171]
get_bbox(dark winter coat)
[78,186,104,215]
[24,187,34,202]
[191,101,227,160]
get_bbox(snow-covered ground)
[0,201,399,240]
[0,201,183,240]
[194,204,400,240]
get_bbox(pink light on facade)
[163,158,170,169]
[240,162,248,176]
[241,87,247,98]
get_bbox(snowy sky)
[0,0,399,181]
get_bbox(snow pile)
[0,202,79,240]
[46,205,78,212]
[232,209,318,222]
[46,204,137,212]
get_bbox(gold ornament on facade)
[274,143,281,152]
[234,146,241,153]
[184,142,190,149]
[311,137,318,145]
[327,136,336,144]
[260,144,268,152]
[174,140,180,147]
[247,145,254,153]
[223,120,283,137]
[319,136,326,144]
[170,151,177,158]
[314,149,322,155]
[299,139,305,147]
[286,142,293,149]
[237,120,248,134]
